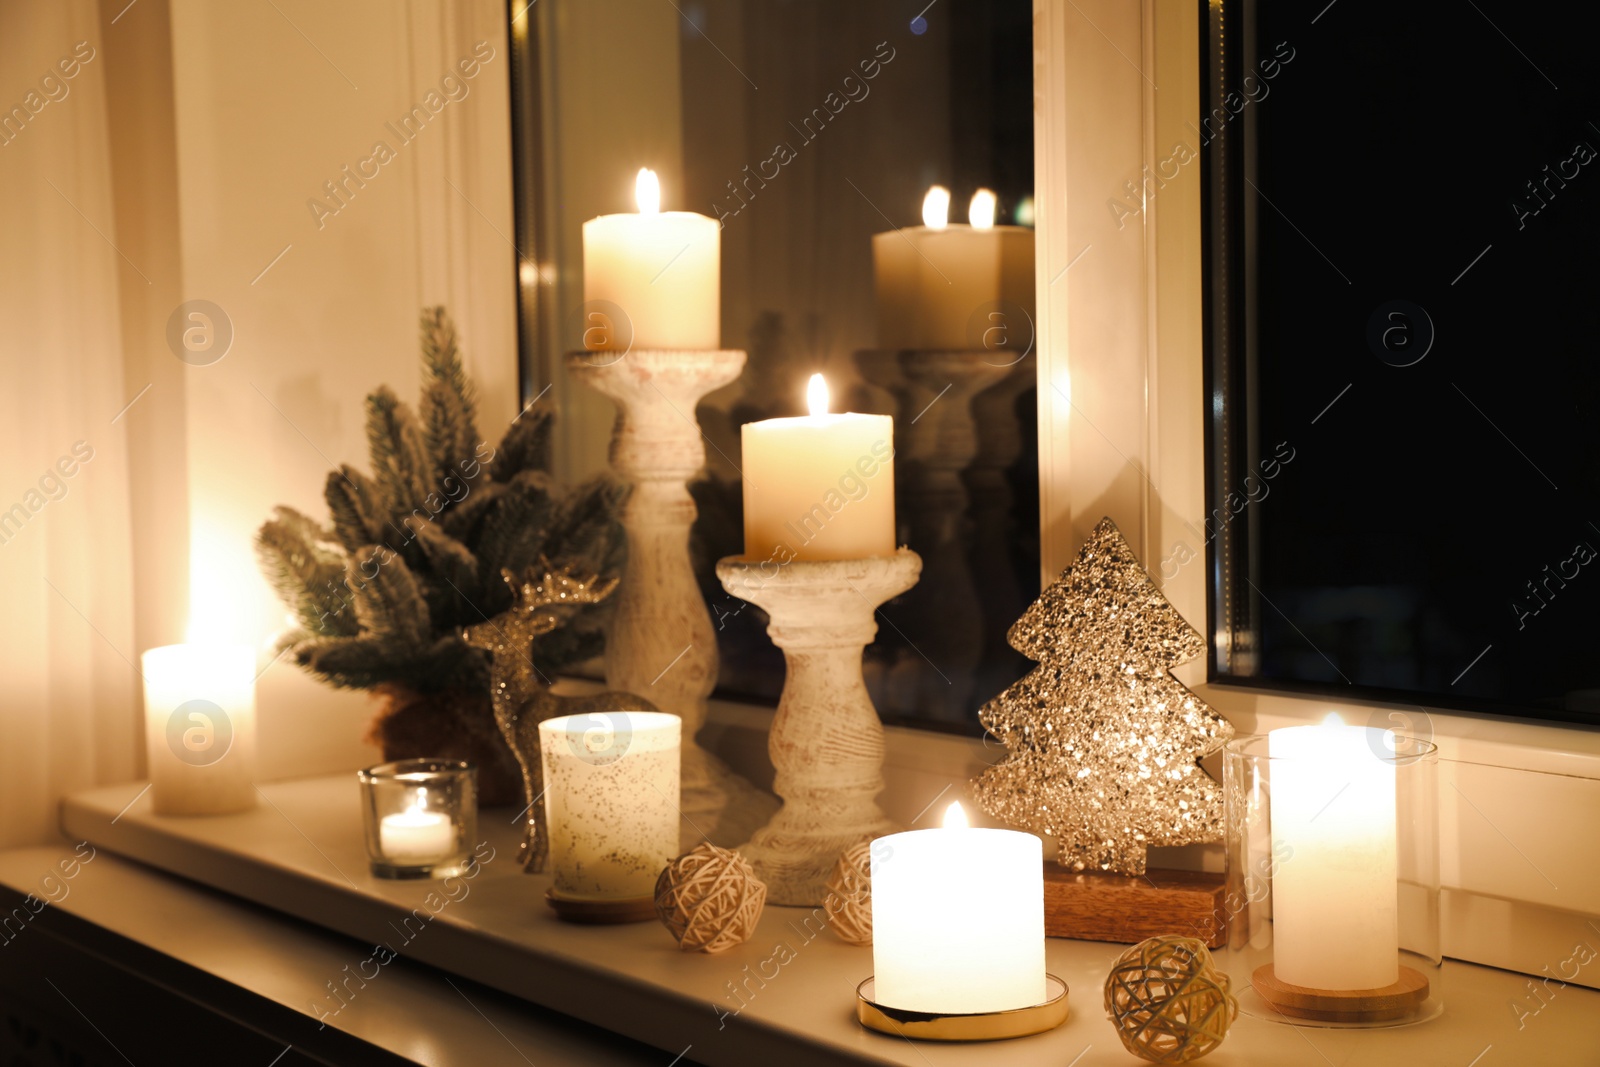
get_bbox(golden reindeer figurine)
[462,566,660,873]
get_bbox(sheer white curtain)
[0,0,138,846]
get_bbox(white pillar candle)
[871,803,1046,1014]
[1269,714,1399,990]
[140,643,257,815]
[582,168,720,350]
[872,186,1035,352]
[379,797,455,863]
[741,374,895,562]
[539,711,680,899]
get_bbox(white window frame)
[1026,0,1600,981]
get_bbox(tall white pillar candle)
[140,643,258,815]
[741,374,895,562]
[871,803,1046,1014]
[872,186,1035,352]
[540,711,681,899]
[1269,715,1398,990]
[582,168,720,350]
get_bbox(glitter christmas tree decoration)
[972,516,1234,877]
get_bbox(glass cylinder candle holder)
[1221,721,1441,1028]
[539,711,680,920]
[358,760,477,879]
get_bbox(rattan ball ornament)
[654,844,767,954]
[823,838,874,945]
[1104,935,1238,1063]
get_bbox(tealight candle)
[379,794,455,863]
[1268,713,1399,990]
[740,374,895,562]
[140,642,258,815]
[871,803,1046,1014]
[582,168,720,350]
[872,186,1035,351]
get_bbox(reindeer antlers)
[507,563,619,611]
[460,560,615,653]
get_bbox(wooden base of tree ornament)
[715,549,921,906]
[1044,866,1228,949]
[569,349,780,851]
[1251,964,1429,1024]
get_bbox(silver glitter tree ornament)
[972,517,1233,875]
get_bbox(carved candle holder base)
[569,349,779,850]
[715,548,921,905]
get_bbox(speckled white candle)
[539,711,680,899]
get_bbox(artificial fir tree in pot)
[256,308,625,804]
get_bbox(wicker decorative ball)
[823,838,874,946]
[654,843,767,954]
[1103,935,1238,1064]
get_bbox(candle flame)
[969,188,997,230]
[1322,711,1345,727]
[635,168,661,215]
[942,801,969,829]
[807,373,830,417]
[921,185,950,230]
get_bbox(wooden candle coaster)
[1252,964,1429,1023]
[545,889,657,925]
[1043,865,1227,948]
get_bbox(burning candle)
[140,641,258,816]
[870,803,1046,1014]
[871,185,1035,352]
[581,168,720,350]
[740,374,895,562]
[1268,713,1399,990]
[379,792,456,863]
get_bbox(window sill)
[55,777,1600,1065]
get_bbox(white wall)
[108,0,518,778]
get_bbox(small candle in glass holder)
[358,760,477,879]
[539,711,681,901]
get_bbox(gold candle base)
[855,974,1069,1042]
[545,888,657,925]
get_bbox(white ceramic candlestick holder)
[568,349,779,850]
[715,548,921,905]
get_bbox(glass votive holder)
[1221,723,1441,1028]
[539,710,680,922]
[358,759,477,879]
